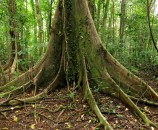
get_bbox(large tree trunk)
[0,0,158,129]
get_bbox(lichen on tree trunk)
[0,0,158,129]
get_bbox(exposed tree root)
[0,0,158,129]
[0,105,25,112]
[82,58,113,130]
[105,50,158,99]
[10,53,18,74]
[0,37,65,106]
[0,63,59,105]
[0,64,7,85]
[100,72,157,127]
[128,95,158,107]
[1,73,59,106]
[0,81,32,98]
[0,53,46,92]
[0,67,38,92]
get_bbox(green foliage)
[102,0,158,70]
[0,0,58,68]
[67,90,76,102]
[0,0,158,72]
[9,86,17,91]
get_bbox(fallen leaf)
[30,124,35,129]
[65,122,72,128]
[13,115,18,122]
[81,114,85,120]
[2,127,8,130]
[88,120,92,123]
[1,112,7,118]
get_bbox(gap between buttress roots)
[0,71,59,106]
[0,53,46,93]
[0,40,65,106]
[0,81,32,98]
[0,66,44,98]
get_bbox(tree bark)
[96,0,101,31]
[101,0,110,42]
[146,0,158,52]
[88,0,96,19]
[119,0,126,43]
[31,0,38,58]
[35,0,44,56]
[0,0,158,129]
[3,0,22,74]
[48,0,53,39]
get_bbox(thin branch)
[146,0,158,52]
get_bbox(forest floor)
[0,67,158,130]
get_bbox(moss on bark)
[0,0,158,129]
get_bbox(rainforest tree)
[0,0,158,129]
[3,0,22,73]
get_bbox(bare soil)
[0,69,158,130]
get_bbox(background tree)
[147,0,158,52]
[47,0,53,38]
[119,0,126,43]
[3,0,24,74]
[35,0,44,56]
[1,0,158,73]
[101,0,110,42]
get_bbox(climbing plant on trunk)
[3,0,23,74]
[0,0,158,129]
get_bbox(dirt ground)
[0,69,158,130]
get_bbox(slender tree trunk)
[35,0,44,56]
[119,0,126,43]
[31,0,38,58]
[96,0,101,31]
[48,0,53,40]
[25,0,29,60]
[4,0,21,73]
[146,0,158,52]
[101,0,110,42]
[107,9,112,47]
[112,0,115,45]
[6,0,17,71]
